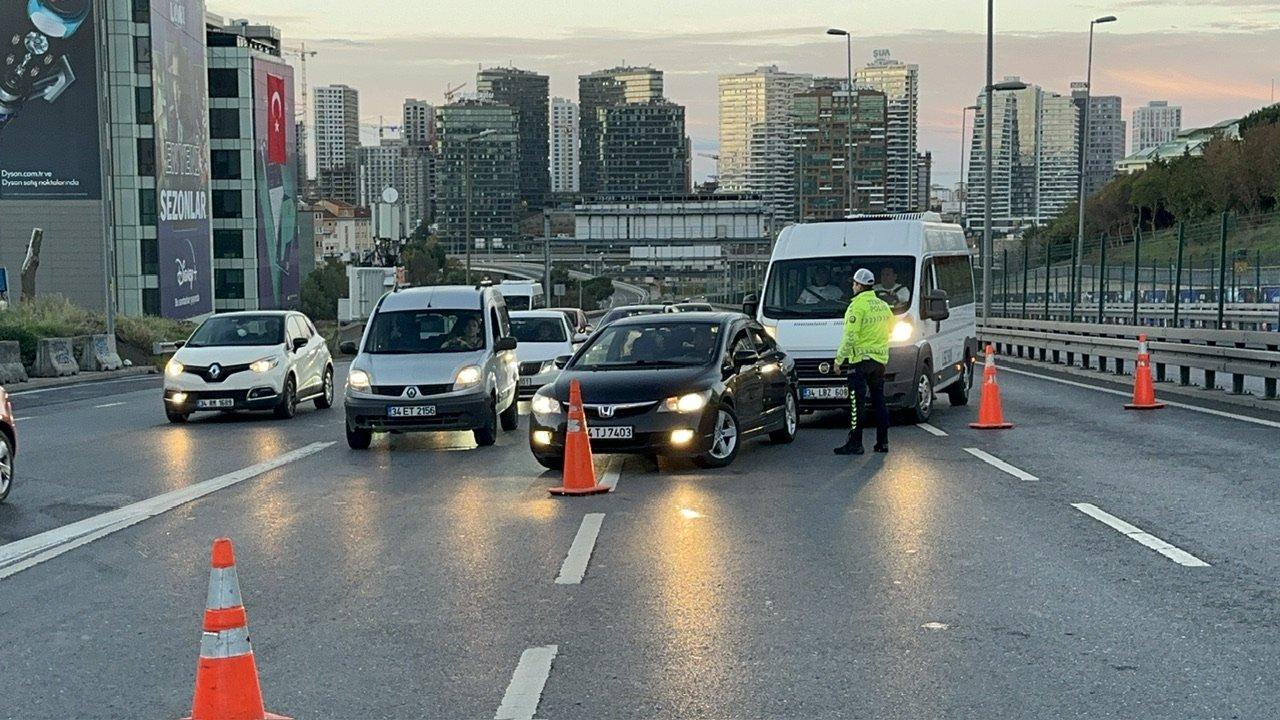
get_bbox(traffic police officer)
[833,268,894,455]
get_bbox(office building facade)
[1132,101,1182,154]
[313,84,360,204]
[855,50,921,212]
[717,66,812,223]
[793,87,889,220]
[403,98,435,148]
[550,98,580,193]
[578,67,664,195]
[359,140,431,228]
[1071,84,1125,196]
[596,101,690,197]
[476,67,550,207]
[434,101,520,253]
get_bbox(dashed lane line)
[917,423,949,437]
[94,402,127,409]
[1072,502,1211,568]
[9,374,158,397]
[494,645,559,720]
[555,513,605,585]
[0,441,335,580]
[964,447,1039,482]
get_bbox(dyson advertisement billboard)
[253,59,300,310]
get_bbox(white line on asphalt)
[1071,502,1211,568]
[94,402,127,409]
[494,644,559,720]
[598,457,622,491]
[964,447,1039,481]
[13,417,32,422]
[917,423,949,437]
[0,441,335,580]
[556,513,605,585]
[9,374,158,397]
[1001,366,1280,430]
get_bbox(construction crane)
[444,82,468,103]
[283,43,318,118]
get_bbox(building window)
[136,138,155,176]
[135,87,153,125]
[211,150,241,180]
[212,190,242,219]
[142,288,160,316]
[138,190,157,226]
[132,0,150,23]
[208,68,239,98]
[213,229,244,259]
[133,36,151,72]
[141,237,159,275]
[210,108,239,139]
[215,269,245,300]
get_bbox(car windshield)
[573,321,721,370]
[511,317,567,343]
[364,309,485,354]
[763,256,917,319]
[186,316,285,347]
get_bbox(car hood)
[772,319,844,353]
[175,345,284,365]
[517,341,572,364]
[546,365,715,404]
[357,350,487,386]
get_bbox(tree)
[300,260,347,321]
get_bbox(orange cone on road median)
[1125,334,1166,410]
[969,345,1014,430]
[549,379,609,496]
[182,538,290,720]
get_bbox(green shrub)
[0,294,194,365]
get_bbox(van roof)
[774,219,969,260]
[378,285,488,312]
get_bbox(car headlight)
[539,359,557,374]
[249,357,279,373]
[347,369,371,391]
[660,391,710,414]
[165,359,184,378]
[530,393,562,417]
[890,319,915,344]
[454,365,482,388]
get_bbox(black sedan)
[528,312,799,470]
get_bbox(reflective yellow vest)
[836,290,893,366]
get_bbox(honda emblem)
[598,405,616,419]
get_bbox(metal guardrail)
[978,317,1280,400]
[994,302,1280,331]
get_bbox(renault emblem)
[818,362,832,375]
[598,405,616,419]
[406,386,418,399]
[208,363,221,379]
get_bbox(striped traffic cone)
[1124,334,1166,410]
[549,380,609,496]
[969,345,1014,430]
[182,538,290,720]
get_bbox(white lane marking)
[917,423,948,437]
[964,447,1039,482]
[1001,365,1280,430]
[13,417,32,422]
[1072,502,1211,568]
[94,402,127,409]
[598,457,622,491]
[9,374,157,397]
[0,441,334,580]
[494,645,559,720]
[555,513,605,585]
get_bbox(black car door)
[726,328,764,427]
[748,324,790,423]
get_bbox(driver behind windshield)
[796,266,845,305]
[874,266,910,306]
[441,316,484,351]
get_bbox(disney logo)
[175,258,197,288]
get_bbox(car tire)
[346,424,373,450]
[534,453,564,471]
[315,366,335,410]
[473,397,498,447]
[946,354,974,407]
[499,395,519,431]
[769,390,799,444]
[0,431,14,503]
[274,376,298,419]
[694,404,741,469]
[166,410,189,424]
[907,364,935,424]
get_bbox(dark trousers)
[847,359,889,448]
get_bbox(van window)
[511,316,568,343]
[365,310,485,354]
[762,256,916,319]
[934,256,975,306]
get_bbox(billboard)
[0,0,102,200]
[252,59,300,309]
[151,0,212,318]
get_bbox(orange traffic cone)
[549,379,609,496]
[182,538,290,720]
[1125,334,1166,410]
[969,345,1014,430]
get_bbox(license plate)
[388,405,437,418]
[588,425,633,440]
[519,378,537,386]
[196,398,235,409]
[802,386,848,401]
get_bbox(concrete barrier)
[74,334,123,372]
[31,338,79,378]
[0,341,28,384]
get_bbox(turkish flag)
[267,73,287,165]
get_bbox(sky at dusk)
[208,0,1280,185]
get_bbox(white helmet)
[853,268,876,286]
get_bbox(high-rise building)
[855,50,921,212]
[965,91,1019,234]
[1132,101,1182,154]
[403,98,435,148]
[550,98,580,193]
[596,101,690,196]
[1037,92,1082,221]
[434,101,520,253]
[477,67,550,208]
[1071,83,1125,196]
[359,139,432,227]
[313,84,360,204]
[793,87,889,220]
[717,66,812,223]
[578,67,664,194]
[915,152,932,212]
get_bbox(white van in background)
[744,214,977,423]
[497,280,545,311]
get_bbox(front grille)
[794,358,838,378]
[360,412,467,428]
[519,361,546,376]
[370,384,454,397]
[583,402,658,420]
[183,363,251,383]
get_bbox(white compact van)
[496,280,545,311]
[744,215,977,423]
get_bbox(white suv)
[163,311,334,423]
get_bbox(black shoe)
[834,441,865,456]
[873,444,889,454]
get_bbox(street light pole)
[983,0,994,319]
[1072,15,1117,322]
[827,28,854,216]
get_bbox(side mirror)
[733,348,759,368]
[495,336,518,352]
[292,337,309,352]
[339,341,359,356]
[553,354,572,369]
[742,294,759,317]
[583,325,594,334]
[922,289,951,322]
[174,340,186,349]
[572,333,590,344]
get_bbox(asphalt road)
[0,364,1277,719]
